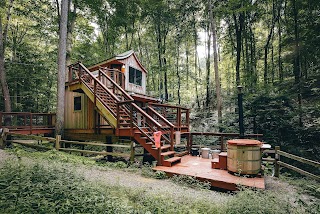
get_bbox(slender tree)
[209,0,222,127]
[55,0,69,136]
[0,0,14,115]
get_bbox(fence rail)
[1,131,135,162]
[273,146,320,181]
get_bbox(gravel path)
[0,149,230,204]
[75,165,230,204]
[1,149,317,207]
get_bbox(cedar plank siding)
[64,90,109,130]
[122,54,146,95]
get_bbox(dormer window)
[129,66,142,86]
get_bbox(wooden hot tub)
[227,139,262,175]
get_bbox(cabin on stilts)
[65,50,190,166]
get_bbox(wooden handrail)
[77,63,121,103]
[131,103,162,128]
[147,106,174,128]
[149,102,189,110]
[99,68,134,101]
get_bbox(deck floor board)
[153,155,265,191]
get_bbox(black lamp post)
[237,85,245,138]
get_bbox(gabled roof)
[88,50,148,73]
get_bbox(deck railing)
[148,103,190,130]
[188,132,263,152]
[0,112,55,134]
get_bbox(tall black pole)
[238,85,245,138]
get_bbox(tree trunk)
[55,0,69,136]
[292,0,303,127]
[176,39,181,105]
[264,0,279,86]
[185,39,189,90]
[234,12,244,86]
[193,14,200,109]
[0,0,14,115]
[66,0,77,79]
[205,24,211,108]
[209,0,222,127]
[278,5,283,82]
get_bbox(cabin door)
[110,64,124,89]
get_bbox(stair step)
[163,157,181,167]
[161,151,175,156]
[152,144,171,150]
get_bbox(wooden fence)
[274,146,320,181]
[2,131,135,162]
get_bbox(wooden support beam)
[55,135,61,150]
[106,136,113,161]
[277,150,320,169]
[275,146,280,177]
[130,141,135,163]
[278,161,320,181]
[59,140,130,148]
[58,148,130,157]
[10,140,51,151]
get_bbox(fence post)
[130,140,135,163]
[55,135,61,150]
[275,146,280,177]
[106,136,113,162]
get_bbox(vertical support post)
[0,112,2,128]
[189,133,193,152]
[237,86,245,138]
[130,140,135,163]
[177,107,181,128]
[55,135,61,150]
[275,146,280,177]
[170,126,174,151]
[220,135,225,151]
[30,113,33,135]
[130,104,134,136]
[157,147,161,166]
[106,136,113,162]
[116,103,120,135]
[94,81,97,134]
[186,109,190,128]
[68,66,72,82]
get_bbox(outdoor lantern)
[121,64,125,73]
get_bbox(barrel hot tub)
[227,139,262,175]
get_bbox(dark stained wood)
[154,155,265,191]
[278,161,320,181]
[277,150,320,168]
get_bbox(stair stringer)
[133,132,159,159]
[69,82,117,128]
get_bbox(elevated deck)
[153,155,265,191]
[0,112,55,135]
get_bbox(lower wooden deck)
[153,155,265,191]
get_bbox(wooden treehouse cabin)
[65,50,190,167]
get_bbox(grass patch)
[170,175,211,190]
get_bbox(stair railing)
[149,103,190,131]
[69,63,120,116]
[147,106,175,150]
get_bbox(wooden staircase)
[68,63,182,166]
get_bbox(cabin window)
[129,66,142,86]
[74,96,82,111]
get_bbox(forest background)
[0,0,319,162]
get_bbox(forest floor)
[0,148,319,213]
